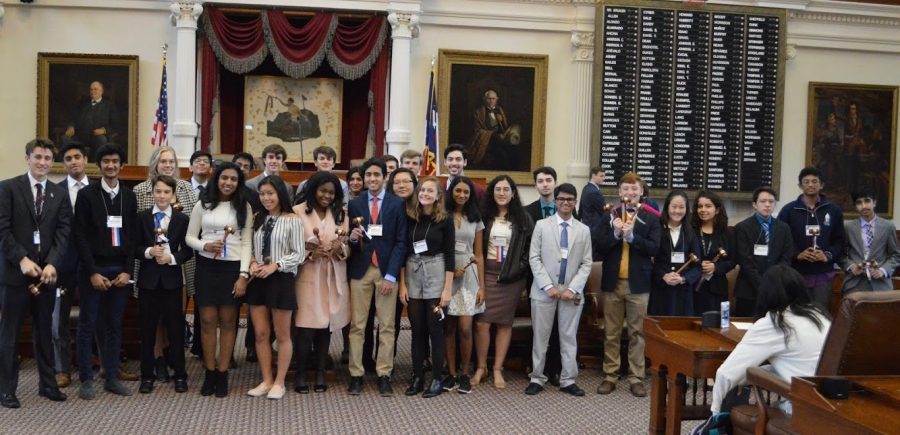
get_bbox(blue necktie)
[761,221,770,243]
[154,211,165,229]
[558,222,568,284]
[864,222,874,253]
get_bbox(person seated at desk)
[710,265,831,415]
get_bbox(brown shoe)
[118,368,139,382]
[630,382,647,397]
[597,380,616,395]
[56,373,71,388]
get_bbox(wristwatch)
[239,271,250,279]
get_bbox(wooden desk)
[792,376,900,434]
[644,317,748,435]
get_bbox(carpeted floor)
[2,321,702,434]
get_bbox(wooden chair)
[731,290,900,435]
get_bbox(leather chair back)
[817,290,900,375]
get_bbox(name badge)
[671,252,685,264]
[33,230,41,245]
[754,244,769,256]
[805,225,821,236]
[560,248,569,260]
[455,241,468,253]
[107,216,123,228]
[413,240,428,254]
[368,224,383,237]
[492,236,508,247]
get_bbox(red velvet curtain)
[200,8,389,161]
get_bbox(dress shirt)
[67,175,87,210]
[100,179,120,199]
[542,213,576,293]
[27,172,47,202]
[144,206,177,265]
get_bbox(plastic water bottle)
[720,301,730,329]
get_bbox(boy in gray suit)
[840,188,900,292]
[525,183,592,396]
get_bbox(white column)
[569,30,595,187]
[385,10,420,157]
[169,2,203,165]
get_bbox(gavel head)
[634,203,643,212]
[810,228,820,237]
[29,284,40,296]
[313,227,320,237]
[155,227,166,236]
[718,248,728,258]
[171,201,183,212]
[603,203,614,212]
[335,228,347,237]
[432,305,443,317]
[688,253,699,263]
[352,217,364,227]
[621,196,632,205]
[224,226,236,235]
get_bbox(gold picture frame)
[438,49,548,185]
[806,82,898,218]
[37,52,139,171]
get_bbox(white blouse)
[186,201,254,272]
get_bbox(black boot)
[405,377,424,396]
[215,370,228,398]
[200,369,216,396]
[422,378,443,398]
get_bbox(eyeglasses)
[193,158,211,165]
[555,197,576,203]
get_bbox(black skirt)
[194,255,242,307]
[246,271,297,310]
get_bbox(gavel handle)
[674,258,697,275]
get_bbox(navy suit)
[0,174,71,395]
[594,209,661,294]
[578,182,606,227]
[347,192,407,281]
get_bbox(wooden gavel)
[858,259,880,270]
[154,227,167,246]
[673,253,700,275]
[29,283,41,296]
[603,197,642,223]
[171,201,183,213]
[710,248,728,263]
[214,226,236,259]
[352,217,371,239]
[809,227,820,249]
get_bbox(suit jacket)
[696,228,737,297]
[578,182,606,227]
[0,174,71,286]
[246,173,294,204]
[525,199,553,224]
[134,209,193,290]
[734,215,794,300]
[594,209,661,293]
[528,216,593,302]
[57,178,81,274]
[653,225,702,291]
[839,217,900,292]
[69,98,119,145]
[347,191,408,280]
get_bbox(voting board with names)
[596,1,784,194]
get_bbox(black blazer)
[57,178,81,274]
[696,228,736,297]
[594,209,661,294]
[482,214,534,283]
[734,215,794,300]
[134,209,193,290]
[578,182,606,227]
[0,174,71,286]
[73,181,137,275]
[653,225,702,290]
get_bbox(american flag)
[420,66,439,176]
[151,56,168,147]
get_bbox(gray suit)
[528,215,592,387]
[839,217,900,292]
[246,172,294,204]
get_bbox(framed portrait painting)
[243,76,343,164]
[37,53,139,166]
[438,50,548,185]
[806,82,898,218]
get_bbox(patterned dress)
[448,217,485,316]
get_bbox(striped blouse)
[252,214,306,275]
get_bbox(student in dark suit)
[578,166,606,227]
[650,190,702,316]
[0,139,71,409]
[73,144,137,400]
[734,186,794,317]
[53,141,90,389]
[690,190,736,314]
[346,158,408,397]
[135,175,193,394]
[594,172,660,398]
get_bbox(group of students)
[1,138,897,410]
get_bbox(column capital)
[388,11,420,39]
[571,31,594,63]
[170,2,203,28]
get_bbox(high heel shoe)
[471,366,487,386]
[247,382,272,397]
[493,369,506,389]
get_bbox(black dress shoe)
[39,387,67,402]
[200,370,216,396]
[422,379,442,398]
[139,380,154,394]
[0,393,20,409]
[155,357,170,383]
[560,384,586,397]
[377,376,393,397]
[174,379,188,393]
[524,382,544,395]
[313,383,327,393]
[294,384,310,394]
[405,377,424,396]
[347,376,363,395]
[548,373,561,387]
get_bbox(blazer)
[134,209,193,290]
[652,225,702,291]
[57,178,81,274]
[578,182,606,227]
[347,191,408,280]
[594,208,661,293]
[0,174,71,286]
[528,216,593,302]
[839,217,900,292]
[73,181,137,275]
[734,215,794,300]
[696,228,737,297]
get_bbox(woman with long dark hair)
[293,172,350,394]
[710,265,831,414]
[345,166,365,201]
[650,190,702,316]
[245,176,304,400]
[441,176,485,394]
[399,177,455,398]
[473,175,533,389]
[690,190,736,314]
[185,162,253,397]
